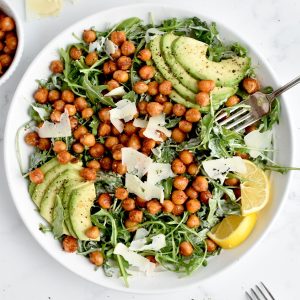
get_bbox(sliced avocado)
[31,162,82,207]
[172,36,250,87]
[29,158,59,197]
[150,36,196,101]
[39,168,83,224]
[161,33,199,93]
[69,183,99,241]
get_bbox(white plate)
[3,3,294,294]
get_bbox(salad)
[23,16,283,286]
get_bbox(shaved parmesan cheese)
[31,104,49,121]
[147,163,174,186]
[202,157,246,183]
[244,130,272,158]
[105,86,126,98]
[143,114,171,142]
[37,110,71,138]
[104,39,118,55]
[151,146,161,158]
[129,234,166,252]
[133,118,148,128]
[133,228,149,240]
[145,28,165,43]
[89,37,105,52]
[114,243,155,273]
[122,148,153,178]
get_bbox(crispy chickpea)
[172,204,184,216]
[121,41,136,56]
[53,140,67,153]
[127,134,141,150]
[171,158,186,175]
[129,210,143,223]
[138,48,151,61]
[111,125,121,135]
[24,132,39,146]
[85,226,100,239]
[74,97,88,111]
[81,107,94,119]
[89,251,104,266]
[106,79,120,91]
[162,200,174,213]
[50,60,64,73]
[186,214,201,229]
[185,187,198,199]
[37,138,51,151]
[172,128,186,143]
[113,70,129,83]
[57,150,72,164]
[104,136,119,149]
[34,87,48,104]
[0,54,12,68]
[224,177,239,186]
[173,176,189,190]
[100,156,112,171]
[179,150,194,165]
[195,92,210,107]
[62,236,78,253]
[53,100,65,112]
[136,196,147,208]
[147,199,162,215]
[200,190,212,204]
[110,31,126,46]
[89,143,105,158]
[87,160,101,170]
[80,133,96,147]
[186,199,201,213]
[73,125,88,140]
[122,198,135,211]
[111,48,121,60]
[173,103,186,117]
[83,30,97,43]
[69,46,82,60]
[0,17,15,31]
[72,143,84,154]
[243,77,260,94]
[117,56,132,70]
[146,102,163,117]
[146,256,156,264]
[98,123,111,137]
[61,90,75,103]
[155,95,168,105]
[159,80,172,95]
[133,81,148,94]
[171,190,188,205]
[48,90,60,102]
[112,148,123,161]
[98,193,112,209]
[187,163,198,176]
[29,168,44,184]
[116,161,127,175]
[6,35,17,51]
[225,95,240,107]
[138,128,146,139]
[0,31,4,40]
[197,80,215,93]
[103,60,117,75]
[245,124,257,134]
[234,188,241,198]
[138,65,155,80]
[192,176,208,192]
[124,219,138,232]
[177,120,192,133]
[3,45,13,54]
[115,187,128,200]
[185,108,201,123]
[148,81,159,96]
[85,51,98,66]
[163,102,173,115]
[179,241,193,256]
[70,117,78,129]
[206,239,217,253]
[235,151,250,160]
[0,41,3,52]
[98,107,111,123]
[137,100,148,115]
[123,121,137,136]
[142,139,156,155]
[119,133,129,145]
[80,167,97,181]
[64,104,76,116]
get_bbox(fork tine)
[218,108,248,126]
[246,291,254,300]
[215,105,243,122]
[251,288,260,300]
[260,282,275,300]
[235,116,257,132]
[256,285,268,300]
[225,113,252,130]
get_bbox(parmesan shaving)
[145,28,165,43]
[147,163,174,186]
[104,39,118,56]
[143,114,171,142]
[31,104,49,121]
[88,37,105,53]
[129,234,166,252]
[105,86,126,98]
[244,130,272,158]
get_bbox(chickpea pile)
[0,11,17,76]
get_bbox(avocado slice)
[161,33,199,93]
[172,36,250,87]
[69,183,99,241]
[150,36,196,101]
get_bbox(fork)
[215,75,300,132]
[245,282,276,300]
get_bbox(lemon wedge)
[207,214,257,249]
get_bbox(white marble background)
[1,0,300,299]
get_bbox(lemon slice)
[207,214,257,249]
[238,160,270,216]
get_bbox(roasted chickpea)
[129,210,143,223]
[146,256,156,264]
[119,134,129,145]
[73,125,88,140]
[116,161,127,175]
[142,139,156,155]
[34,87,49,104]
[52,100,65,112]
[53,140,67,153]
[80,167,97,181]
[172,128,186,143]
[172,204,184,216]
[24,131,39,146]
[98,107,111,123]
[69,116,78,129]
[74,97,88,111]
[162,200,174,213]
[197,80,215,93]
[103,60,117,75]
[195,92,210,107]
[98,193,112,209]
[172,190,188,205]
[123,121,137,136]
[0,17,15,31]
[138,48,151,61]
[127,134,141,150]
[115,187,129,200]
[100,157,112,171]
[138,65,155,80]
[177,120,192,133]
[185,108,201,123]
[137,100,148,115]
[0,54,12,68]
[57,150,72,164]
[104,136,119,149]
[235,151,250,160]
[112,125,121,136]
[37,138,51,151]
[110,31,126,46]
[81,107,94,119]
[159,80,172,95]
[185,187,198,199]
[111,48,121,60]
[224,177,239,186]
[136,196,147,208]
[234,188,241,198]
[171,158,186,174]
[89,251,104,266]
[85,51,98,66]
[163,102,173,115]
[122,198,135,211]
[186,214,201,228]
[29,168,44,184]
[117,56,132,70]
[98,123,111,137]
[243,77,260,94]
[147,81,159,96]
[200,190,212,204]
[5,35,17,51]
[179,150,194,165]
[69,46,82,60]
[225,95,240,107]
[64,104,76,116]
[146,102,163,117]
[62,236,78,253]
[112,144,123,161]
[187,163,198,176]
[0,31,4,40]
[186,199,201,213]
[192,176,208,192]
[106,79,120,92]
[3,45,14,54]
[89,143,105,158]
[86,160,101,170]
[173,104,186,117]
[245,124,257,134]
[121,41,136,56]
[85,226,100,239]
[48,90,60,102]
[0,41,3,52]
[83,30,97,43]
[80,133,96,147]
[50,60,64,73]
[179,241,193,256]
[173,176,189,190]
[113,70,129,83]
[146,199,162,215]
[72,143,84,154]
[61,90,75,103]
[206,239,217,253]
[133,81,148,94]
[124,219,138,232]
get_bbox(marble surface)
[1,0,300,299]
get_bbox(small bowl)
[0,0,24,87]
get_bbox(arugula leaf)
[95,171,123,194]
[89,115,100,135]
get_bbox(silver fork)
[216,75,300,132]
[246,282,276,300]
